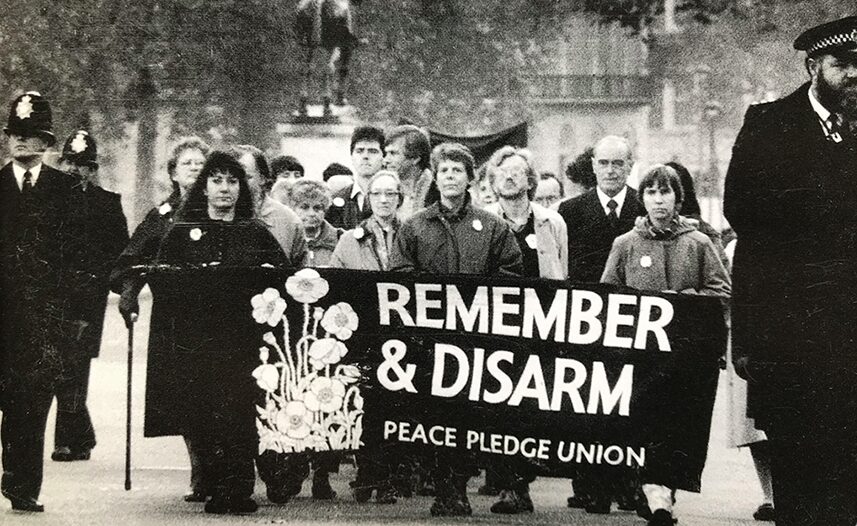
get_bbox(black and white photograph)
[1,1,856,525]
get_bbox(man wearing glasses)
[557,135,643,284]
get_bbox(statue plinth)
[277,104,360,179]
[290,103,357,125]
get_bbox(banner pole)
[125,313,137,491]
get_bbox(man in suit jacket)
[326,126,384,230]
[0,92,85,512]
[724,17,857,526]
[556,135,643,515]
[51,131,129,463]
[558,135,643,284]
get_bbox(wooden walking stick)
[125,312,138,491]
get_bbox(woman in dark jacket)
[110,136,210,501]
[146,151,287,515]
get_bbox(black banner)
[146,267,725,489]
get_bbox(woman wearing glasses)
[330,170,403,271]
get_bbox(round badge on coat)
[159,202,172,215]
[189,227,203,241]
[525,234,537,250]
[353,227,365,240]
[472,219,483,231]
[640,255,652,268]
[332,197,345,207]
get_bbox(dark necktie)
[22,170,33,195]
[607,199,619,227]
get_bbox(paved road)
[10,292,766,525]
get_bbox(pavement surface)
[5,291,767,525]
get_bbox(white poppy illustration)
[308,338,348,370]
[285,268,330,303]
[251,288,287,326]
[277,401,313,440]
[252,364,279,392]
[304,377,346,414]
[320,302,359,340]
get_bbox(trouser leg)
[54,359,95,451]
[1,388,54,500]
[768,430,857,526]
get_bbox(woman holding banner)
[601,164,730,526]
[148,151,287,515]
[330,169,403,503]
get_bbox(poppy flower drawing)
[320,302,359,340]
[304,377,346,414]
[251,288,287,326]
[277,401,313,440]
[286,268,330,303]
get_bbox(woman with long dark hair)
[146,151,287,515]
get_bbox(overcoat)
[143,219,287,439]
[724,82,857,432]
[0,163,85,396]
[73,184,129,357]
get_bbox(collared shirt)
[350,181,365,211]
[12,162,42,190]
[596,185,628,217]
[808,85,842,140]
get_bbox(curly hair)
[177,150,255,222]
[167,136,211,193]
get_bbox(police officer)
[51,131,129,462]
[725,16,857,526]
[0,92,85,512]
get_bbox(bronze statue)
[295,0,362,116]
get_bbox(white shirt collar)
[12,162,42,191]
[596,185,628,217]
[808,85,832,123]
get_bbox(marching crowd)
[2,14,857,526]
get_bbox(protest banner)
[145,266,726,491]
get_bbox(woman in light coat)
[330,170,402,271]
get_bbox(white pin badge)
[353,227,365,240]
[159,202,172,215]
[472,219,483,232]
[332,197,345,207]
[640,255,652,268]
[525,233,537,250]
[189,227,203,241]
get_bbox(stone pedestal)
[276,104,358,180]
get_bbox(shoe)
[415,480,435,496]
[585,498,611,514]
[183,489,208,503]
[375,485,397,504]
[753,502,775,521]
[51,447,91,462]
[266,487,292,504]
[8,497,44,512]
[229,497,258,514]
[490,489,534,514]
[567,495,588,508]
[429,495,472,516]
[648,508,677,526]
[204,496,258,514]
[311,473,336,500]
[477,483,500,496]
